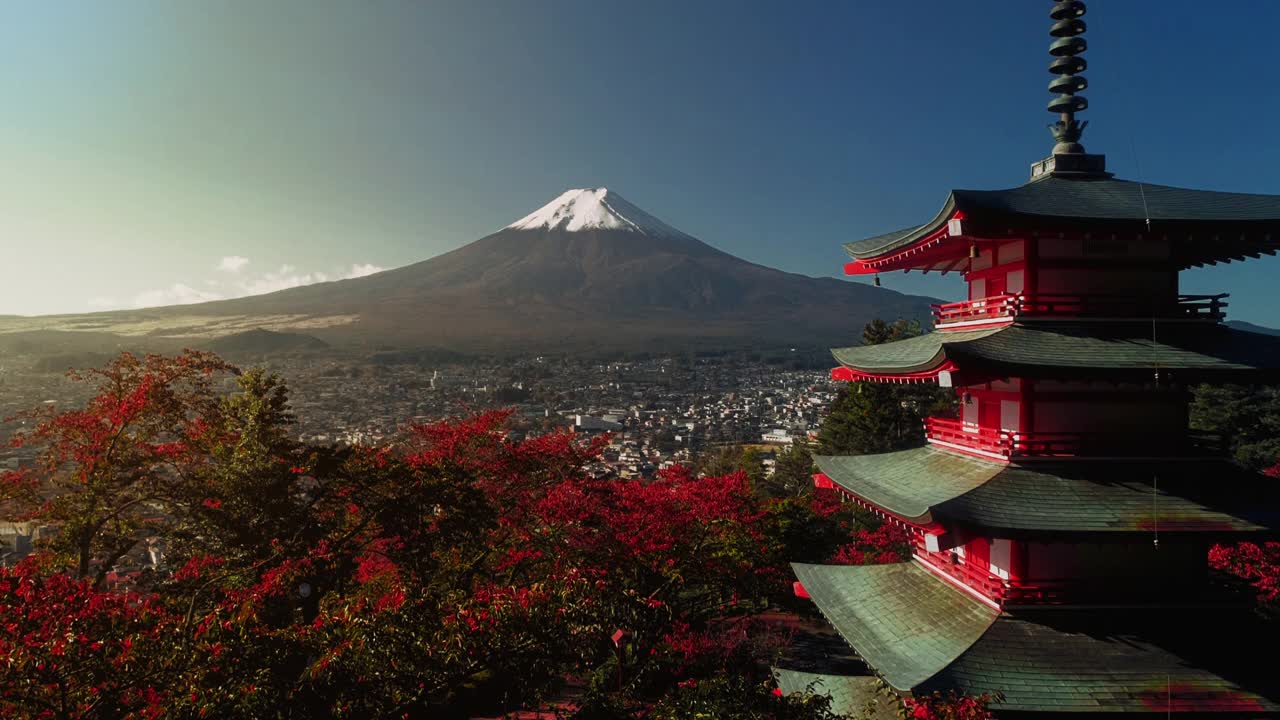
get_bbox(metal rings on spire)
[1047,1,1088,116]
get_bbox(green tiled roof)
[937,459,1280,534]
[845,176,1280,266]
[789,562,998,691]
[816,446,1280,534]
[922,608,1280,713]
[794,562,1280,713]
[831,322,1280,379]
[813,450,1000,521]
[773,670,896,720]
[830,328,999,374]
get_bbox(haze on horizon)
[3,1,1279,324]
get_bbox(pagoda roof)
[831,322,1280,382]
[816,447,1280,535]
[790,562,998,690]
[814,450,999,521]
[794,561,1280,713]
[924,607,1280,714]
[845,175,1280,268]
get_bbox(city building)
[789,2,1280,715]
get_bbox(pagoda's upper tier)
[830,321,1280,383]
[846,175,1280,273]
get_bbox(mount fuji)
[3,189,936,353]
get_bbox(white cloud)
[84,259,389,312]
[131,284,224,309]
[217,255,250,273]
[237,265,330,296]
[342,263,386,279]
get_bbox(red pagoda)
[785,2,1280,715]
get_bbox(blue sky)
[2,1,1278,323]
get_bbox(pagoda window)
[1005,268,1025,294]
[999,240,1025,263]
[999,400,1020,432]
[969,277,987,300]
[989,539,1013,580]
[961,395,979,428]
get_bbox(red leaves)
[1,354,832,718]
[174,554,225,582]
[830,522,913,566]
[0,560,172,719]
[902,691,997,720]
[1210,541,1280,603]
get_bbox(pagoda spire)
[1029,1,1108,179]
[1047,1,1089,154]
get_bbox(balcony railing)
[930,294,1020,326]
[931,293,1228,328]
[924,417,1013,458]
[924,417,1222,460]
[1009,431,1223,458]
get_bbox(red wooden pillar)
[1019,379,1035,435]
[1024,236,1038,296]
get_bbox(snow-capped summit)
[505,188,689,238]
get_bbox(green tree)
[760,443,814,498]
[1189,383,1280,472]
[817,319,955,456]
[696,445,764,486]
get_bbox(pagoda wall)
[962,236,1179,305]
[955,379,1190,438]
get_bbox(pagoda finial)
[1029,1,1108,180]
[1047,1,1089,154]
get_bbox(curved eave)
[790,562,998,692]
[934,459,1280,537]
[844,177,1280,271]
[830,327,1002,380]
[921,608,1280,713]
[947,323,1280,382]
[831,323,1280,384]
[830,361,956,385]
[814,449,1001,523]
[794,562,1280,712]
[843,203,964,276]
[816,448,1280,537]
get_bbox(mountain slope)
[3,188,937,352]
[1226,320,1280,337]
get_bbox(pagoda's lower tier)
[812,447,1280,605]
[792,561,1280,715]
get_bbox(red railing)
[1010,431,1222,458]
[925,417,1221,460]
[931,292,1228,328]
[924,417,1013,458]
[930,294,1019,326]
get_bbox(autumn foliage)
[1,352,888,719]
[1210,541,1280,607]
[0,351,1011,719]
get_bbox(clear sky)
[3,1,1279,324]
